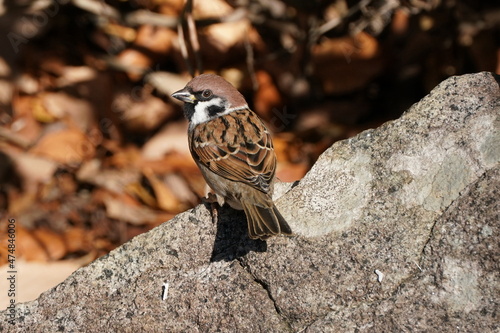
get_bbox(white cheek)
[190,102,211,126]
[190,97,227,126]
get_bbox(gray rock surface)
[1,72,499,332]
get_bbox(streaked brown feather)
[241,200,292,240]
[189,109,276,194]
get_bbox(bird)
[172,73,292,240]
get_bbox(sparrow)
[172,74,292,240]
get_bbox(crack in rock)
[236,257,292,330]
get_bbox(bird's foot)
[201,193,219,224]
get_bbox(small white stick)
[162,282,169,301]
[415,262,423,272]
[374,269,384,283]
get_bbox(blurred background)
[0,0,499,304]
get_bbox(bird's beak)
[171,89,196,104]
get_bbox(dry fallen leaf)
[139,152,199,177]
[204,20,251,52]
[63,227,92,254]
[38,172,77,203]
[103,144,142,169]
[77,159,140,194]
[32,95,59,123]
[103,22,136,42]
[158,0,184,15]
[313,32,383,94]
[41,91,95,133]
[33,228,66,261]
[15,225,50,262]
[125,181,157,208]
[134,25,176,55]
[11,95,43,145]
[102,191,172,225]
[193,0,232,18]
[253,70,283,120]
[119,93,175,133]
[30,128,96,165]
[115,48,153,81]
[145,71,189,97]
[2,147,58,184]
[116,25,176,81]
[142,168,184,212]
[392,8,410,35]
[141,120,190,160]
[177,166,207,199]
[163,173,198,207]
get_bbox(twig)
[312,0,373,38]
[125,10,177,28]
[177,19,193,77]
[244,32,258,91]
[185,0,203,75]
[71,0,119,19]
[195,8,248,27]
[177,0,203,77]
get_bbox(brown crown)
[186,74,247,108]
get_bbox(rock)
[1,72,499,332]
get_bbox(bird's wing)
[189,109,276,193]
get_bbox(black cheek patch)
[183,103,196,121]
[207,104,225,117]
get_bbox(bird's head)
[172,74,248,126]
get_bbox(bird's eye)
[201,89,212,98]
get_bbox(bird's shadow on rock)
[209,205,267,262]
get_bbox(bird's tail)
[241,202,292,240]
